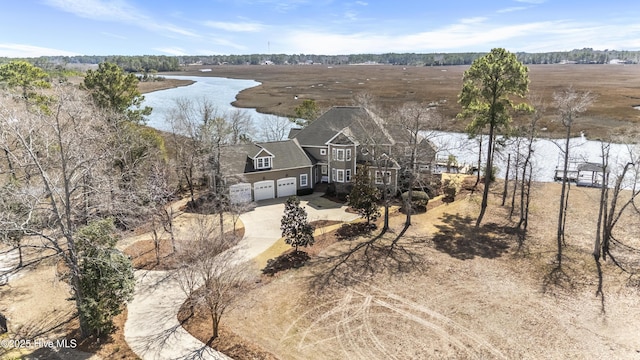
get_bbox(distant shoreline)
[141,64,640,140]
[138,78,195,94]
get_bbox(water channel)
[143,76,637,185]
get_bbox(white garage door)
[253,180,275,201]
[229,183,252,204]
[277,177,297,198]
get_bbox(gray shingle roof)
[221,139,312,175]
[293,106,394,146]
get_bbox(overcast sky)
[1,0,639,57]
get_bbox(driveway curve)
[124,193,358,359]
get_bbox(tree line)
[1,48,638,73]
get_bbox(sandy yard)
[3,181,640,359]
[221,182,640,359]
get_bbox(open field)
[158,64,640,139]
[218,181,640,359]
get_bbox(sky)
[1,0,639,57]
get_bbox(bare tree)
[228,201,255,238]
[175,216,251,341]
[227,109,253,144]
[0,83,132,336]
[352,95,397,233]
[594,137,640,297]
[553,87,595,267]
[260,114,291,141]
[393,102,442,229]
[166,97,221,202]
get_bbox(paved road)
[125,270,229,360]
[124,194,358,360]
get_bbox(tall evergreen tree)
[458,48,532,227]
[0,60,50,106]
[82,62,151,124]
[281,196,315,253]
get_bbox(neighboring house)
[222,139,314,203]
[224,106,437,203]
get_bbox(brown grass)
[154,64,640,139]
[72,309,139,360]
[137,78,194,94]
[177,304,278,360]
[218,180,640,359]
[123,227,245,270]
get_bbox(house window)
[375,171,392,185]
[336,149,345,161]
[332,148,337,160]
[300,174,308,187]
[337,169,345,183]
[320,149,327,156]
[332,168,336,182]
[346,169,352,182]
[346,149,352,161]
[256,157,272,169]
[321,165,328,175]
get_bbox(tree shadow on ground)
[306,228,429,292]
[431,213,520,260]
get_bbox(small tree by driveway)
[281,196,315,253]
[348,164,381,226]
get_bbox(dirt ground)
[217,181,640,360]
[0,254,136,359]
[158,64,640,139]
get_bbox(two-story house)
[291,106,406,190]
[225,106,436,203]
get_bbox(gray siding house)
[291,106,437,191]
[225,106,436,202]
[223,139,314,202]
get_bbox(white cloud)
[515,0,546,3]
[355,1,368,5]
[154,47,188,56]
[100,31,127,40]
[344,10,359,21]
[203,21,265,32]
[283,18,640,54]
[0,43,78,57]
[44,0,139,22]
[497,6,528,14]
[459,17,488,24]
[43,0,199,38]
[209,38,249,51]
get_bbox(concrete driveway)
[236,194,359,260]
[125,192,358,360]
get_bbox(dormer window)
[255,156,272,169]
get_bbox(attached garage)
[253,180,275,201]
[229,183,252,204]
[276,177,297,198]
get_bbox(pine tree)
[280,196,315,253]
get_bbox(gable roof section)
[221,139,313,176]
[253,148,274,159]
[259,140,313,170]
[293,106,394,147]
[326,130,357,145]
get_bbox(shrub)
[296,188,314,196]
[401,191,430,213]
[442,176,462,202]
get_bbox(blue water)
[143,76,637,185]
[142,75,292,137]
